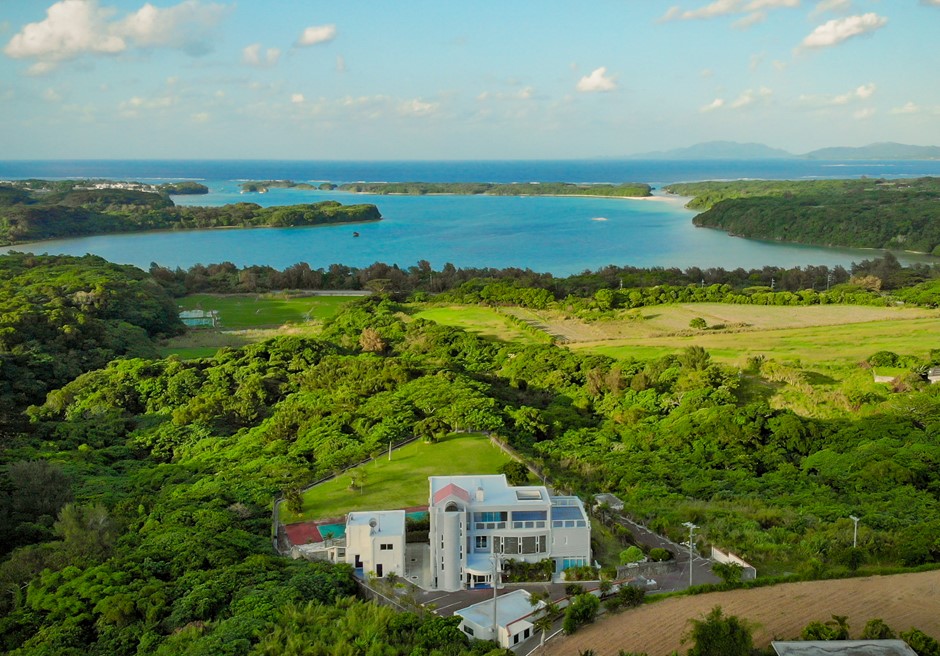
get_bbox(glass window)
[475,535,488,550]
[473,511,507,523]
[511,510,548,522]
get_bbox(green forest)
[0,181,380,245]
[665,177,940,255]
[2,253,940,654]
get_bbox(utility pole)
[388,441,392,461]
[682,522,698,588]
[850,515,860,548]
[827,272,832,291]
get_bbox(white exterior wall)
[344,511,405,579]
[551,525,592,571]
[436,510,463,591]
[430,476,591,590]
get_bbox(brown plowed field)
[543,571,940,656]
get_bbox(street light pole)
[849,515,860,548]
[682,522,698,588]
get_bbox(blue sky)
[2,0,939,159]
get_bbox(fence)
[272,435,421,555]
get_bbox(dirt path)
[542,570,940,656]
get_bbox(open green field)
[178,293,357,329]
[160,293,360,359]
[571,314,940,366]
[411,305,538,343]
[280,432,514,523]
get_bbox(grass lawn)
[178,293,356,329]
[411,305,538,343]
[281,432,514,524]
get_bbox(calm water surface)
[6,159,940,275]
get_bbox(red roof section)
[285,522,322,545]
[433,482,470,505]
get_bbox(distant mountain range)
[629,140,940,160]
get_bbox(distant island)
[240,180,335,193]
[288,181,650,197]
[630,141,793,160]
[629,140,940,161]
[238,180,650,197]
[0,179,380,245]
[665,177,940,255]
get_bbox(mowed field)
[161,293,360,358]
[280,432,513,524]
[412,306,538,344]
[544,570,940,656]
[177,293,356,329]
[535,304,940,365]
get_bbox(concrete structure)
[344,510,405,579]
[429,475,591,592]
[771,640,919,656]
[710,545,757,580]
[179,309,219,327]
[290,538,345,563]
[454,589,544,648]
[593,492,625,512]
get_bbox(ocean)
[3,159,940,275]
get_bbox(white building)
[344,510,405,579]
[455,589,544,649]
[429,475,591,592]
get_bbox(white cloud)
[891,102,921,115]
[5,0,125,64]
[296,24,336,47]
[118,92,176,117]
[734,12,766,29]
[399,98,438,117]
[920,0,940,6]
[4,0,229,73]
[336,54,346,73]
[661,0,740,21]
[191,111,209,122]
[701,98,725,112]
[853,108,874,119]
[811,0,852,18]
[799,13,887,50]
[661,0,797,22]
[746,0,798,9]
[798,83,875,109]
[729,86,772,109]
[576,67,616,93]
[291,93,304,104]
[243,43,280,67]
[114,1,228,55]
[42,87,63,102]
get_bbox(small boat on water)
[352,231,360,238]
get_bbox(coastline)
[4,216,383,251]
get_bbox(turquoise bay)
[13,189,934,276]
[7,158,940,275]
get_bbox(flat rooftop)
[455,589,542,627]
[347,510,405,535]
[430,475,550,507]
[772,640,919,656]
